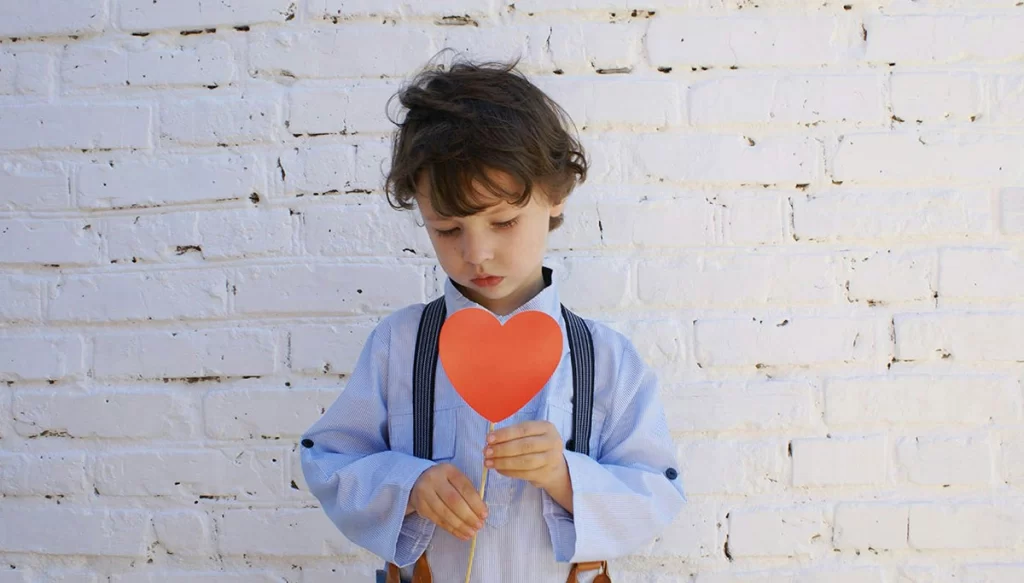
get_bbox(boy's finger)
[487,421,550,444]
[485,435,550,458]
[422,491,465,539]
[439,480,485,532]
[449,472,489,522]
[488,452,546,471]
[426,491,475,540]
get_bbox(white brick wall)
[0,1,1021,581]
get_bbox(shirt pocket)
[387,407,457,462]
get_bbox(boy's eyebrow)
[424,202,510,221]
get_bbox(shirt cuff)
[391,458,437,567]
[542,450,594,563]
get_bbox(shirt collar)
[443,266,569,355]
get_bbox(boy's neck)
[454,266,550,317]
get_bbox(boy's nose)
[460,231,494,265]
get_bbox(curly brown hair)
[384,57,588,231]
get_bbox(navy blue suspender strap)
[411,297,447,460]
[560,305,595,457]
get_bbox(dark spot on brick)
[250,192,261,203]
[553,69,563,75]
[437,14,478,26]
[163,376,221,384]
[235,25,250,31]
[291,480,300,490]
[175,245,202,255]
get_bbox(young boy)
[299,59,685,583]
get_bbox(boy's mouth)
[470,275,504,288]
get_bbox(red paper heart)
[438,308,563,423]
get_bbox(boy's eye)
[433,218,517,237]
[494,218,519,229]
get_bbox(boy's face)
[415,168,565,316]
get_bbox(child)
[299,58,685,583]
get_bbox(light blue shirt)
[300,268,685,582]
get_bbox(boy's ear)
[548,198,567,218]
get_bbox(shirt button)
[565,439,575,451]
[301,439,314,448]
[664,467,678,480]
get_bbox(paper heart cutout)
[438,308,563,423]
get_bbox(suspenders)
[410,297,596,460]
[382,298,610,583]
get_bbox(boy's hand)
[483,421,569,491]
[408,463,488,541]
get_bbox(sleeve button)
[301,438,314,448]
[664,467,678,480]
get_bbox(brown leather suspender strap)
[385,555,431,583]
[567,560,611,583]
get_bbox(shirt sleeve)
[299,321,438,568]
[542,337,686,563]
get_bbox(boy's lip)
[470,275,504,287]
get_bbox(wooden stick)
[464,421,495,583]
